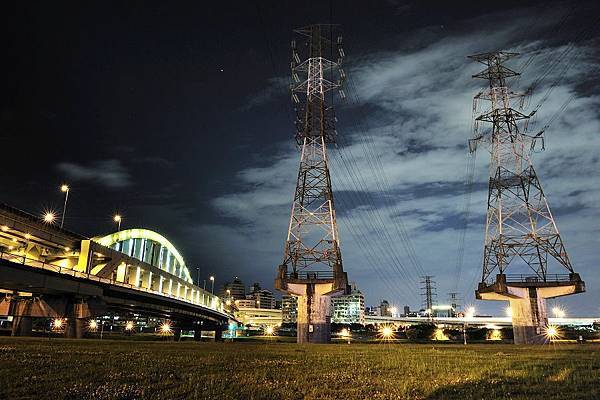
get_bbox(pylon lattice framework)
[281,25,347,276]
[420,275,437,312]
[469,51,574,284]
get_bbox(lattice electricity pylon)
[280,24,346,279]
[468,51,574,285]
[420,276,437,313]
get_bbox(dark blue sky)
[3,1,599,315]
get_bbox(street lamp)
[113,214,122,231]
[43,211,56,224]
[60,184,69,229]
[463,306,475,345]
[209,276,215,294]
[552,306,566,319]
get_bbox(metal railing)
[504,274,572,284]
[284,270,335,280]
[0,250,225,314]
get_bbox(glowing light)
[125,321,134,331]
[378,325,395,340]
[552,306,566,318]
[545,325,560,341]
[209,276,215,281]
[505,306,512,317]
[265,326,275,336]
[160,322,172,334]
[61,184,69,192]
[433,328,449,341]
[390,306,398,316]
[43,212,56,223]
[113,215,122,222]
[52,318,64,329]
[489,329,502,341]
[1,225,8,232]
[225,300,231,306]
[88,320,98,331]
[64,247,71,252]
[465,306,476,319]
[339,328,351,338]
[24,233,31,240]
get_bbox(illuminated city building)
[282,295,298,324]
[331,284,365,324]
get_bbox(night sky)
[3,1,600,315]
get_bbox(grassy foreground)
[0,338,599,400]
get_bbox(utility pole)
[420,276,436,319]
[469,51,585,344]
[448,292,461,314]
[275,24,349,344]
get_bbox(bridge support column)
[64,318,86,339]
[173,328,182,342]
[64,302,90,339]
[11,316,33,336]
[214,327,223,342]
[288,283,333,344]
[1,296,60,337]
[194,329,202,341]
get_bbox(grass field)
[0,337,599,400]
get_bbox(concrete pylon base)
[287,282,339,344]
[477,273,585,345]
[508,288,548,345]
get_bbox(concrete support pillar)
[64,301,90,339]
[509,287,548,344]
[288,283,333,344]
[64,318,86,339]
[214,327,223,342]
[11,316,32,336]
[173,328,182,342]
[194,329,202,341]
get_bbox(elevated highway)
[0,204,233,338]
[364,315,599,328]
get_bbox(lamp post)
[463,306,475,345]
[113,214,122,231]
[210,276,215,294]
[60,184,69,229]
[196,267,200,286]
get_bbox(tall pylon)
[420,276,437,317]
[469,51,585,344]
[275,24,349,343]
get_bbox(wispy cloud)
[56,159,132,188]
[240,77,289,111]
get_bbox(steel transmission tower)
[275,25,349,343]
[469,51,584,344]
[420,276,436,315]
